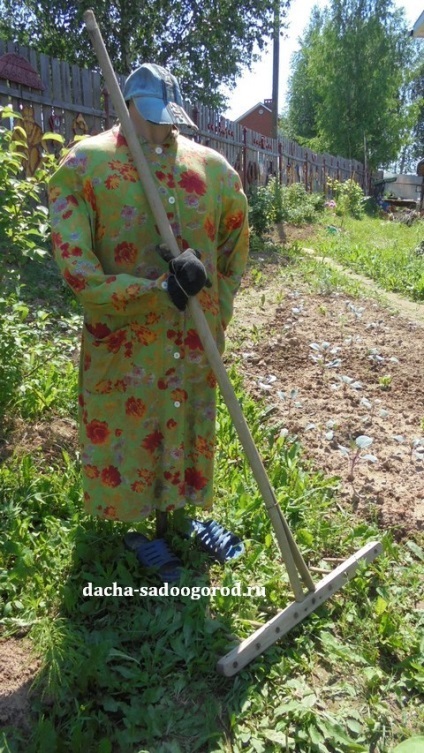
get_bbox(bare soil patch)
[0,416,78,464]
[229,242,424,536]
[0,639,40,732]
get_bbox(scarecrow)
[48,64,249,581]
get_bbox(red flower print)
[178,170,206,195]
[95,379,113,394]
[82,180,96,210]
[167,418,177,429]
[83,353,91,371]
[115,429,123,436]
[70,246,83,257]
[111,284,141,312]
[155,170,175,188]
[64,269,86,293]
[146,312,160,325]
[125,397,147,419]
[84,464,100,479]
[105,174,121,190]
[106,276,117,284]
[106,330,126,353]
[103,505,118,519]
[62,210,72,220]
[171,388,188,403]
[86,322,112,339]
[119,163,138,182]
[164,471,180,486]
[130,323,157,345]
[86,419,111,445]
[184,329,203,351]
[204,216,216,241]
[101,466,122,487]
[78,393,84,407]
[185,467,208,490]
[198,288,219,315]
[115,242,137,265]
[59,243,70,258]
[195,436,214,459]
[225,211,244,230]
[137,469,155,485]
[206,370,217,388]
[141,430,164,453]
[167,329,183,346]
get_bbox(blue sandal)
[124,532,183,584]
[185,519,244,564]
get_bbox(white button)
[161,280,168,290]
[168,196,176,204]
[174,352,180,359]
[155,146,163,154]
[174,401,181,408]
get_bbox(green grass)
[1,238,423,753]
[313,214,424,301]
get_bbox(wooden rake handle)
[83,10,315,600]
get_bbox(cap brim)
[132,96,198,130]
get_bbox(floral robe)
[48,126,249,522]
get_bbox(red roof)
[0,53,45,90]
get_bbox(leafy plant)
[309,340,342,373]
[338,434,377,481]
[378,374,393,391]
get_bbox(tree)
[286,0,416,169]
[396,55,424,173]
[0,0,290,108]
[284,7,326,146]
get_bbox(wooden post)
[242,126,248,193]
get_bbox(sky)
[222,0,422,121]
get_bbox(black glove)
[165,248,211,312]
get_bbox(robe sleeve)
[216,167,249,330]
[48,152,172,317]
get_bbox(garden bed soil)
[229,240,424,535]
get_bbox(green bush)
[247,183,276,236]
[0,105,63,285]
[279,182,325,225]
[248,178,325,237]
[327,177,365,219]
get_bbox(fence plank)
[0,43,368,188]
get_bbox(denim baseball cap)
[123,63,198,130]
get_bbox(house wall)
[237,107,273,137]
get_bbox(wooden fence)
[0,40,368,192]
